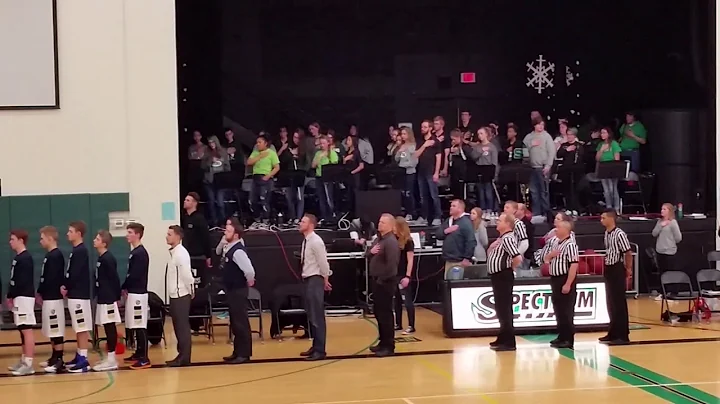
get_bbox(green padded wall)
[0,193,130,295]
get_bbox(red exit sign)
[460,72,476,84]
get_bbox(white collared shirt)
[300,231,331,278]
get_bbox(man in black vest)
[221,220,256,364]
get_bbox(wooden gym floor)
[2,299,720,404]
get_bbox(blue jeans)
[283,185,305,220]
[403,173,417,218]
[316,178,334,220]
[417,173,441,221]
[204,184,233,226]
[600,178,620,211]
[249,175,272,220]
[529,168,550,216]
[621,150,640,173]
[476,182,496,211]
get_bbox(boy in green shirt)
[617,112,646,172]
[247,136,280,221]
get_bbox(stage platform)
[227,217,717,305]
[2,298,720,403]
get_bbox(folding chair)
[659,271,698,320]
[207,292,229,344]
[248,287,264,341]
[707,251,720,268]
[696,269,720,314]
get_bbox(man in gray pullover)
[523,118,556,217]
[367,214,400,356]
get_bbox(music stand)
[318,165,349,217]
[214,171,244,191]
[556,163,585,211]
[497,163,533,202]
[277,169,308,216]
[473,165,500,207]
[374,165,406,189]
[596,161,628,179]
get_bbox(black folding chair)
[248,287,264,341]
[660,271,698,320]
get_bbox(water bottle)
[451,266,462,280]
[677,203,683,219]
[419,231,426,247]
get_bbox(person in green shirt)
[312,136,339,220]
[595,127,622,212]
[247,135,280,221]
[617,112,646,173]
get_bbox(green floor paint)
[522,334,718,403]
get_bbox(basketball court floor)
[1,298,720,404]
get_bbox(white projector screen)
[0,0,59,109]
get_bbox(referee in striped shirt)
[600,209,632,345]
[537,220,579,348]
[487,213,523,351]
[503,201,529,255]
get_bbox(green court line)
[523,334,718,403]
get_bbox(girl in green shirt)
[595,128,621,212]
[312,136,339,220]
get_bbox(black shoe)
[225,356,250,364]
[551,341,573,349]
[394,325,402,331]
[124,353,141,363]
[490,345,517,352]
[300,348,314,357]
[223,354,237,361]
[306,352,326,361]
[373,349,395,357]
[166,360,190,367]
[369,345,381,353]
[598,335,612,343]
[607,339,630,346]
[489,340,500,347]
[549,338,560,345]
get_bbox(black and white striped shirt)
[604,227,631,265]
[541,237,579,276]
[513,219,528,243]
[487,231,521,274]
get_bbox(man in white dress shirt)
[165,225,195,367]
[298,214,332,361]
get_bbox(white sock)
[23,357,33,366]
[79,349,88,357]
[107,352,116,362]
[20,354,25,362]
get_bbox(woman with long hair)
[312,136,339,220]
[393,216,416,334]
[469,208,489,262]
[474,127,499,214]
[595,127,622,212]
[395,127,418,220]
[201,136,231,226]
[387,127,400,162]
[281,130,309,223]
[342,135,365,215]
[652,203,682,300]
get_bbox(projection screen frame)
[0,0,60,110]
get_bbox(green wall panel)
[0,193,130,297]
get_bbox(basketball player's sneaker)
[7,358,23,372]
[124,352,141,363]
[92,358,118,372]
[129,358,151,370]
[67,356,90,373]
[66,353,80,367]
[38,355,54,368]
[11,363,35,376]
[44,357,65,373]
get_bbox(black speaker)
[355,190,402,224]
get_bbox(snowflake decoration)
[565,65,574,87]
[526,55,555,94]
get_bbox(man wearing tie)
[298,214,332,361]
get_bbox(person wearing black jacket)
[92,230,121,372]
[37,226,66,373]
[280,130,310,223]
[6,229,36,376]
[182,192,212,286]
[556,128,585,212]
[62,221,93,373]
[123,222,152,370]
[436,200,477,279]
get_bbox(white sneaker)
[11,364,35,376]
[431,219,441,226]
[92,358,118,372]
[7,359,22,372]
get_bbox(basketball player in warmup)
[92,230,122,371]
[123,222,151,370]
[6,230,36,376]
[37,226,67,373]
[62,221,94,373]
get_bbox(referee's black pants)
[490,270,515,347]
[227,287,252,358]
[604,262,630,340]
[550,275,576,344]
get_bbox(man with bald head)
[367,214,400,356]
[537,219,579,348]
[486,213,523,351]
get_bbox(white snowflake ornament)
[526,55,555,94]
